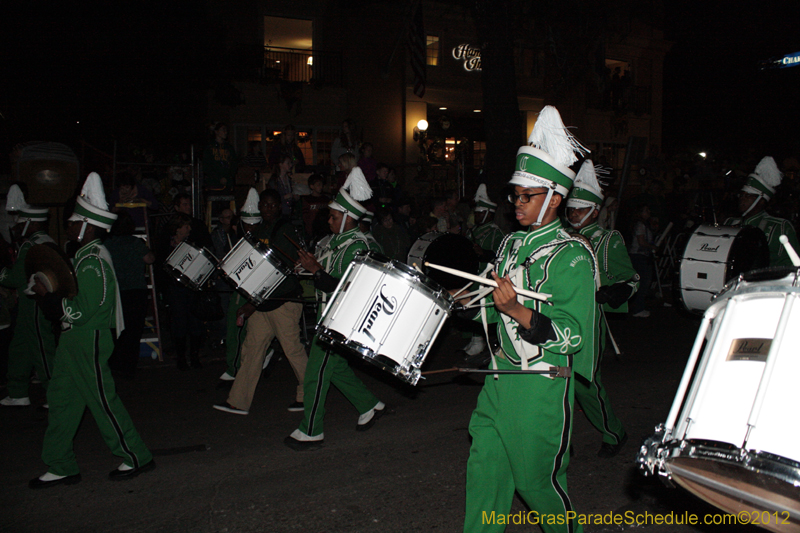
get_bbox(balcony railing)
[261,47,343,87]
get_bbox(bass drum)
[676,225,768,313]
[406,232,479,290]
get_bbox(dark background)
[1,1,799,171]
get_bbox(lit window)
[426,35,440,66]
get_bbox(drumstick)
[286,235,305,251]
[271,245,295,264]
[779,235,800,267]
[423,262,551,301]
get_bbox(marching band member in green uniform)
[461,184,505,358]
[0,185,56,407]
[285,167,384,450]
[566,160,639,458]
[724,156,800,267]
[30,173,153,488]
[463,107,596,533]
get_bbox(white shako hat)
[567,159,607,210]
[240,188,262,225]
[473,183,497,212]
[329,167,372,230]
[6,184,49,222]
[509,106,588,225]
[68,173,118,240]
[742,156,782,201]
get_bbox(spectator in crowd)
[267,155,298,219]
[357,143,378,185]
[393,197,416,239]
[171,193,212,250]
[301,174,330,240]
[627,205,658,318]
[336,152,358,193]
[330,119,358,172]
[430,197,449,233]
[374,164,399,210]
[444,189,465,235]
[269,124,306,172]
[105,212,156,380]
[372,209,411,261]
[108,170,159,230]
[203,122,238,193]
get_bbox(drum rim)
[163,263,210,291]
[665,438,800,488]
[707,272,800,314]
[353,250,455,310]
[317,327,421,385]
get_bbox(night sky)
[1,1,799,170]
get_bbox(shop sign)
[452,44,482,71]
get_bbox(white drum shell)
[164,241,217,290]
[679,225,742,312]
[318,253,453,385]
[672,270,800,467]
[219,237,289,305]
[406,231,440,267]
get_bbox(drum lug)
[636,423,675,487]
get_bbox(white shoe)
[632,310,651,318]
[218,371,235,381]
[463,335,486,356]
[1,396,31,406]
[357,401,386,430]
[288,429,324,442]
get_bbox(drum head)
[727,226,769,280]
[418,233,478,290]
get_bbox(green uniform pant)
[465,359,582,533]
[6,305,56,398]
[299,336,379,437]
[42,328,152,476]
[574,317,625,445]
[225,293,248,377]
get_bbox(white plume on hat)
[240,187,262,225]
[750,156,782,191]
[81,172,110,211]
[574,160,605,197]
[527,105,588,168]
[341,167,372,202]
[6,185,29,213]
[473,183,496,212]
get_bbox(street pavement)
[1,303,767,532]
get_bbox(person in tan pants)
[213,189,308,415]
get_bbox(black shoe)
[597,433,628,458]
[108,460,156,480]
[177,359,189,371]
[29,473,81,489]
[287,401,304,412]
[283,435,324,451]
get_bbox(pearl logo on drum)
[359,285,398,342]
[727,338,771,361]
[177,252,194,271]
[232,257,255,281]
[698,243,720,252]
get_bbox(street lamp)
[413,119,428,142]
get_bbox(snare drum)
[218,235,293,305]
[638,267,800,529]
[406,232,478,290]
[317,251,454,385]
[163,241,218,290]
[677,224,768,313]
